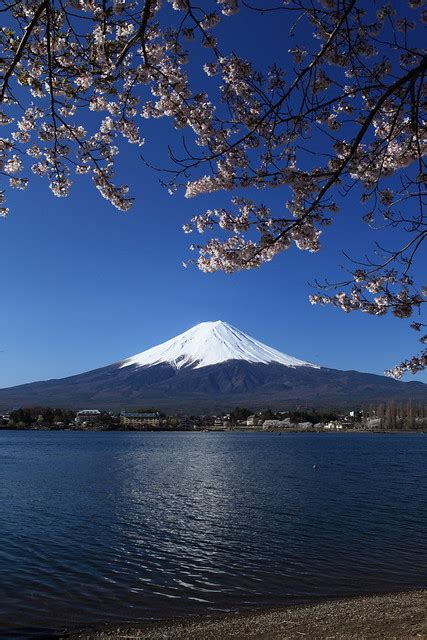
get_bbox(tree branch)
[0,0,49,104]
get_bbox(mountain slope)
[0,321,426,411]
[120,320,318,370]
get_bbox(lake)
[0,431,425,638]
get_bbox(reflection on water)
[0,431,426,637]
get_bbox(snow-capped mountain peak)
[119,320,319,371]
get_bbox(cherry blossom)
[0,0,425,377]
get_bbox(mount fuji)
[119,320,319,371]
[0,321,426,411]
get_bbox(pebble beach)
[63,590,427,640]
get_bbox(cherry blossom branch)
[115,0,153,68]
[0,0,48,104]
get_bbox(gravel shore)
[63,590,426,639]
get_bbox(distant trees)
[229,407,342,424]
[132,407,165,417]
[7,406,120,428]
[364,401,426,429]
[5,403,425,430]
[9,406,75,427]
[288,409,340,424]
[258,408,341,423]
[229,404,426,429]
[229,406,252,424]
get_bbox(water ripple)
[0,431,426,638]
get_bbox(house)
[75,409,102,425]
[323,421,343,430]
[246,414,256,426]
[211,416,227,429]
[120,411,160,428]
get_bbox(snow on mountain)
[1,320,426,411]
[119,320,319,371]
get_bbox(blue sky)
[1,4,425,388]
[2,145,425,387]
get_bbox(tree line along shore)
[1,402,426,432]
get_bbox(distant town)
[1,402,426,432]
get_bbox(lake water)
[0,431,426,638]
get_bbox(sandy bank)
[63,590,426,639]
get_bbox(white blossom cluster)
[310,271,426,378]
[181,3,425,282]
[385,350,427,379]
[0,0,240,212]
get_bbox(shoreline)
[62,590,427,639]
[0,427,425,434]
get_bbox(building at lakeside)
[0,412,10,426]
[262,418,294,430]
[75,409,102,425]
[322,421,343,430]
[120,411,161,428]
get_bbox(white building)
[75,409,102,425]
[120,411,160,427]
[323,421,343,430]
[262,419,294,430]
